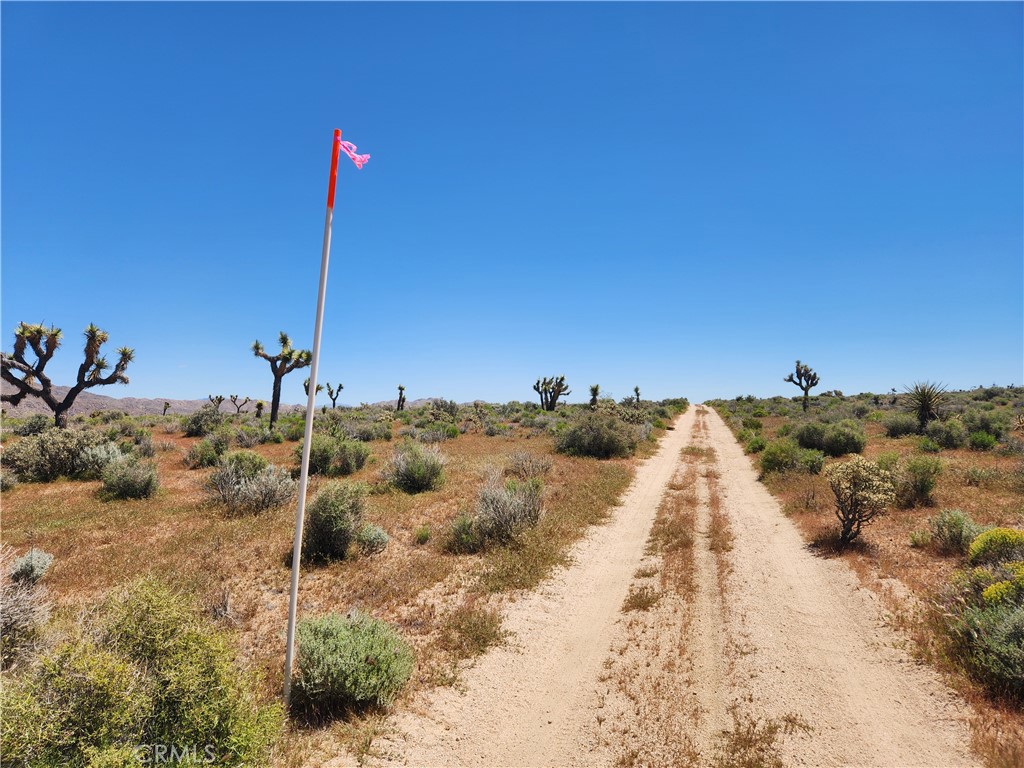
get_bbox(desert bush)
[384,442,445,493]
[295,611,414,712]
[222,450,268,478]
[759,439,823,476]
[964,410,1011,440]
[822,422,866,457]
[929,509,983,556]
[444,512,483,554]
[299,436,371,476]
[348,421,391,442]
[926,418,968,449]
[969,528,1024,565]
[555,412,637,459]
[947,603,1024,701]
[919,437,941,453]
[884,412,919,438]
[504,451,552,480]
[741,417,763,431]
[3,428,100,482]
[895,455,942,508]
[182,404,224,437]
[969,431,998,451]
[184,437,225,468]
[413,525,431,545]
[356,524,389,556]
[3,579,281,766]
[794,422,828,451]
[101,460,159,500]
[207,461,295,516]
[1,546,50,669]
[80,442,127,479]
[303,482,366,562]
[476,475,543,545]
[0,471,17,491]
[825,456,896,546]
[746,435,767,454]
[12,414,53,436]
[11,548,54,585]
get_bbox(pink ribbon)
[337,138,370,169]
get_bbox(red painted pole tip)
[326,130,342,210]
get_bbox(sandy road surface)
[371,406,979,767]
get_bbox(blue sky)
[2,2,1021,407]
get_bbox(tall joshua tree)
[229,395,250,414]
[208,394,225,411]
[252,332,311,428]
[162,401,171,416]
[533,376,571,411]
[325,382,343,409]
[589,384,600,408]
[396,385,406,412]
[1,322,134,428]
[784,360,820,412]
[303,378,324,397]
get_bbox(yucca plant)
[589,384,600,408]
[905,381,948,432]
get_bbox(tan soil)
[368,407,980,767]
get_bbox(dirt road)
[373,406,979,767]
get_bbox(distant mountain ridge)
[0,382,447,419]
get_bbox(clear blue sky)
[3,2,1021,406]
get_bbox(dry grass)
[712,706,811,768]
[621,584,661,612]
[0,417,641,764]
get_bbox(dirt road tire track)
[372,406,981,767]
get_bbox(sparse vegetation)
[384,441,445,493]
[303,482,366,562]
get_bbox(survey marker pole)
[283,129,343,705]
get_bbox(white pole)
[284,129,342,705]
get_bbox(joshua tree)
[905,381,948,431]
[255,401,265,419]
[303,378,324,397]
[533,376,571,411]
[1,322,134,428]
[252,332,311,427]
[784,360,820,412]
[396,385,406,412]
[634,386,641,404]
[229,395,250,414]
[589,384,600,407]
[325,382,343,409]
[162,401,171,416]
[208,394,225,411]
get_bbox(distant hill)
[1,383,450,420]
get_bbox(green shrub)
[184,437,224,468]
[896,456,942,508]
[207,462,295,516]
[794,422,828,451]
[2,579,281,766]
[101,460,159,500]
[555,412,637,459]
[295,611,414,711]
[969,431,998,451]
[822,423,866,457]
[0,470,18,491]
[385,442,446,493]
[918,437,942,453]
[970,528,1024,565]
[3,428,101,482]
[303,482,366,562]
[334,440,371,475]
[356,523,389,555]
[741,417,762,431]
[759,439,821,475]
[949,604,1024,701]
[1,546,50,669]
[964,410,1011,440]
[11,548,54,585]
[884,413,919,438]
[444,512,482,554]
[222,450,268,479]
[926,418,968,449]
[182,404,224,437]
[13,413,53,436]
[746,435,767,454]
[300,433,337,474]
[476,476,543,545]
[349,422,391,442]
[413,525,431,545]
[930,509,983,555]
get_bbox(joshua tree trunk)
[271,376,283,427]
